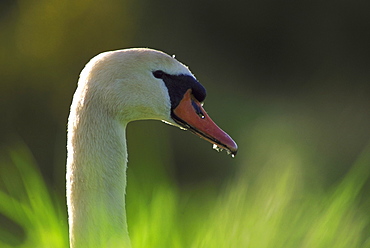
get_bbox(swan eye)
[153,70,165,79]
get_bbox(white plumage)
[66,48,237,248]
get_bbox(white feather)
[67,48,194,248]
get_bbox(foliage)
[0,147,68,248]
[0,143,369,248]
[1,0,370,247]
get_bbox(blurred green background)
[1,0,369,247]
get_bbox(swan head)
[76,48,237,156]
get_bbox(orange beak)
[171,89,238,156]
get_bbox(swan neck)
[67,106,131,248]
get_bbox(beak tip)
[228,143,238,158]
[213,139,238,157]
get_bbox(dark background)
[1,0,369,197]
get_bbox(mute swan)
[66,48,238,248]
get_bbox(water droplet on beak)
[213,144,220,152]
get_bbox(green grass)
[0,143,369,248]
[0,148,68,248]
